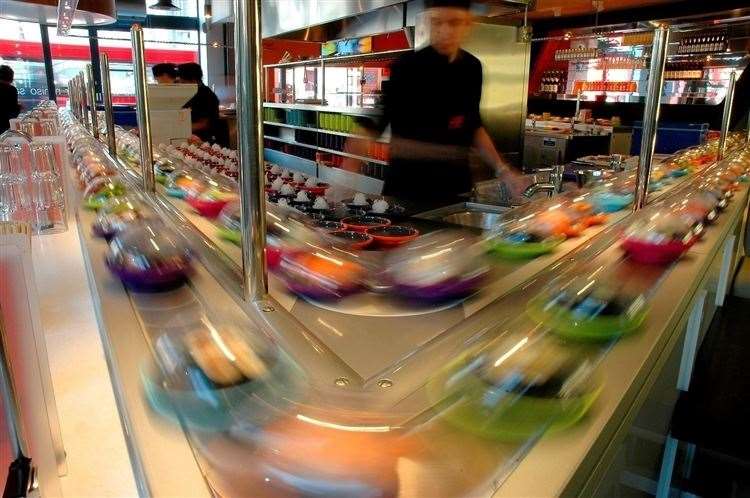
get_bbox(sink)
[416,202,511,230]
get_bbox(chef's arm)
[192,117,211,134]
[473,127,511,172]
[473,126,527,194]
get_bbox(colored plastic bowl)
[526,296,648,342]
[366,225,419,247]
[340,216,391,232]
[329,230,374,250]
[487,235,565,259]
[621,237,693,265]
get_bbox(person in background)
[176,62,227,146]
[345,0,527,205]
[0,65,21,133]
[152,63,178,84]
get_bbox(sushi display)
[486,219,566,259]
[384,231,489,301]
[621,212,697,265]
[105,221,193,291]
[277,251,368,300]
[527,275,649,341]
[428,334,600,440]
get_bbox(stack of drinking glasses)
[0,140,67,233]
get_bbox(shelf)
[263,48,412,69]
[262,102,383,116]
[263,135,318,150]
[317,146,388,165]
[263,135,388,165]
[263,121,390,143]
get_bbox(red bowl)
[329,230,374,250]
[340,216,390,232]
[266,246,283,269]
[366,225,419,247]
[621,237,694,265]
[187,197,230,218]
[302,183,330,196]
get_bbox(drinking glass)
[30,143,64,210]
[0,144,30,221]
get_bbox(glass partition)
[0,19,48,108]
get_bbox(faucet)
[522,164,565,198]
[609,153,625,172]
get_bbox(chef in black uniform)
[348,0,525,204]
[0,65,21,133]
[177,62,227,145]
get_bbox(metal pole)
[75,76,83,121]
[86,63,99,140]
[99,53,117,156]
[70,78,77,117]
[633,25,669,211]
[747,107,750,143]
[234,0,268,301]
[718,71,736,161]
[131,24,155,192]
[80,73,91,130]
[68,78,76,117]
[40,25,57,103]
[320,59,325,103]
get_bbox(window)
[47,27,91,106]
[0,19,48,108]
[96,28,200,104]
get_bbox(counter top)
[66,113,748,496]
[495,181,749,498]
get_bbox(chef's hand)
[496,163,530,198]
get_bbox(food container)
[621,212,696,264]
[340,216,391,232]
[385,230,489,301]
[527,275,649,341]
[82,178,127,210]
[366,225,419,247]
[105,221,193,291]
[486,219,565,259]
[427,334,601,441]
[142,321,296,432]
[590,191,634,213]
[277,251,367,300]
[328,230,374,250]
[186,188,237,218]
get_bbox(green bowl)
[217,227,241,245]
[83,192,123,211]
[427,354,600,441]
[526,296,648,342]
[487,235,565,260]
[156,174,167,185]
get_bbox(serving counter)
[58,103,750,497]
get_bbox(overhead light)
[57,0,78,35]
[149,0,180,11]
[0,0,115,25]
